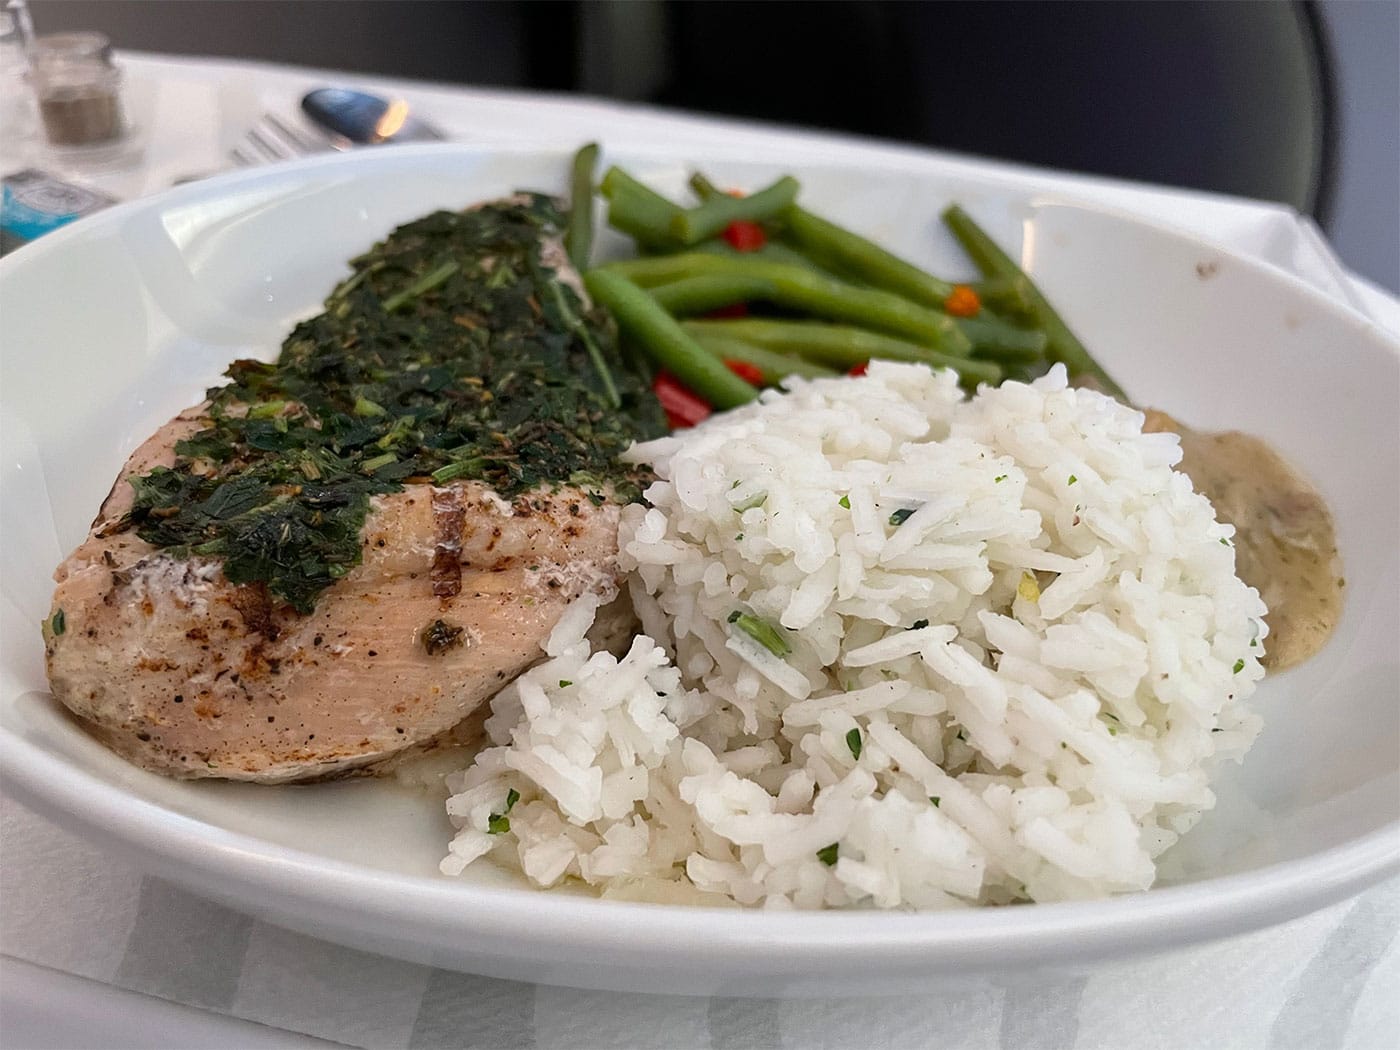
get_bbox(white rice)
[442,363,1267,908]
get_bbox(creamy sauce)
[1143,410,1343,671]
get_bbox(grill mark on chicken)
[431,487,466,598]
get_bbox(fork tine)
[265,113,323,153]
[246,124,290,162]
[231,112,335,168]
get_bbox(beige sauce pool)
[1143,410,1343,671]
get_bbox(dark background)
[29,0,1399,290]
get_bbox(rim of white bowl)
[2,144,1397,975]
[3,725,1397,972]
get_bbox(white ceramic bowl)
[2,145,1396,996]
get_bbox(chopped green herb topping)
[1067,474,1078,486]
[845,727,862,760]
[1233,658,1246,674]
[908,618,930,630]
[727,610,793,657]
[733,490,768,512]
[838,494,851,509]
[122,197,664,613]
[559,680,573,688]
[382,259,460,313]
[888,507,916,527]
[994,474,1007,483]
[929,796,941,808]
[49,608,65,636]
[487,787,521,834]
[816,842,839,866]
[359,451,398,474]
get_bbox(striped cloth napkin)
[5,779,1399,1048]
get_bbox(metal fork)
[229,113,336,167]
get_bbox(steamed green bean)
[942,204,1125,398]
[781,206,957,306]
[689,335,839,383]
[648,274,779,315]
[671,176,800,245]
[683,319,1002,386]
[564,142,599,270]
[604,254,973,355]
[583,270,758,409]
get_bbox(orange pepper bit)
[943,284,982,318]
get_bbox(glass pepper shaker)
[28,31,127,148]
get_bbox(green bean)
[691,172,875,284]
[782,206,957,306]
[683,319,1002,386]
[689,334,839,383]
[564,143,600,270]
[601,254,708,288]
[600,165,679,208]
[688,238,850,280]
[689,171,725,201]
[605,185,684,250]
[942,204,1125,399]
[956,317,1047,362]
[600,167,687,249]
[583,270,758,409]
[670,176,800,245]
[648,274,778,316]
[603,254,972,355]
[971,275,1036,318]
[757,241,844,274]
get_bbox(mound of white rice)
[442,363,1267,908]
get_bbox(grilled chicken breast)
[43,195,661,781]
[47,440,621,782]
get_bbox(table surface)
[2,51,1398,1050]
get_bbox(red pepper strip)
[848,362,869,377]
[723,220,767,252]
[724,359,764,385]
[943,284,982,318]
[705,302,750,319]
[653,371,712,429]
